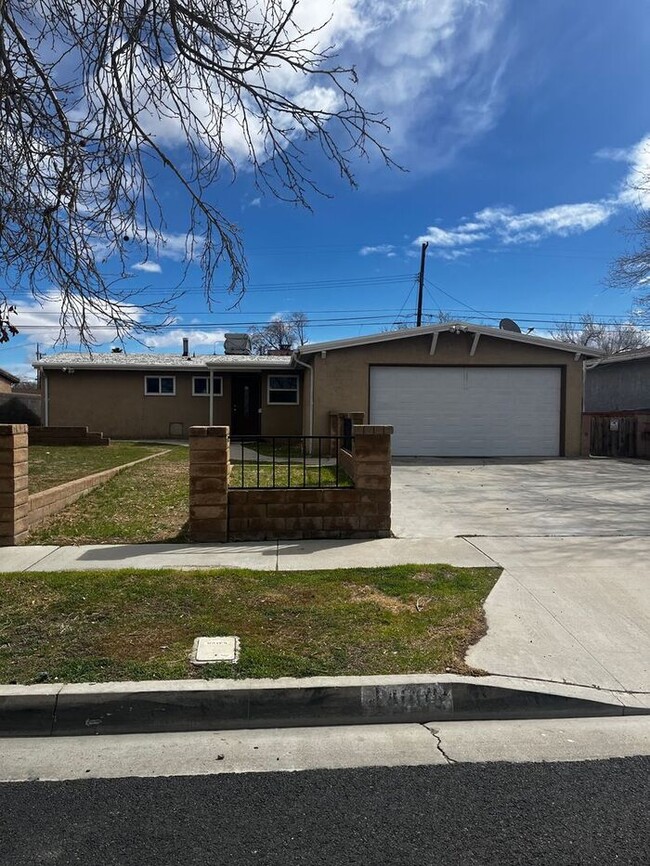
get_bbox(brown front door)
[231,374,261,435]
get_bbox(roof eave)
[297,322,605,358]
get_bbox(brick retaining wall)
[0,423,169,545]
[188,425,392,543]
[29,426,110,446]
[28,450,169,528]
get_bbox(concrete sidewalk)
[0,537,493,572]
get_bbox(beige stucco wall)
[303,331,585,457]
[44,369,302,439]
[259,374,303,436]
[0,378,14,394]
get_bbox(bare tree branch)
[551,313,649,355]
[250,311,308,353]
[0,1,394,344]
[610,177,650,322]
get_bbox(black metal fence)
[229,435,353,489]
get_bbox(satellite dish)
[499,318,522,333]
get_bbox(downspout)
[293,354,314,444]
[43,371,49,426]
[209,368,214,426]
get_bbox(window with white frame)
[267,374,299,405]
[192,375,223,397]
[144,375,175,395]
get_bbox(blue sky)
[3,0,650,378]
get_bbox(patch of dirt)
[346,584,413,613]
[410,570,460,582]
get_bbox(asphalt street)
[1,757,648,865]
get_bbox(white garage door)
[369,366,562,457]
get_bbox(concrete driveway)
[391,457,650,538]
[391,458,650,704]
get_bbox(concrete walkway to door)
[390,457,650,707]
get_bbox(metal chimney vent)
[182,337,189,357]
[224,333,252,355]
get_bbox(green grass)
[0,564,501,684]
[29,448,190,545]
[28,442,167,494]
[229,463,352,488]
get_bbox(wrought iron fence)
[229,435,353,489]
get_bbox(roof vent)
[499,318,522,333]
[224,333,252,355]
[182,337,189,357]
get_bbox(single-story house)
[0,367,20,394]
[33,322,602,456]
[585,348,650,413]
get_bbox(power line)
[424,278,484,315]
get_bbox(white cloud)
[359,244,396,256]
[416,200,614,251]
[415,132,650,255]
[133,0,511,170]
[614,134,650,209]
[479,202,615,244]
[415,225,488,248]
[5,294,145,352]
[145,329,226,352]
[132,261,162,274]
[350,0,510,165]
[595,146,633,163]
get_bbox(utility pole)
[416,241,428,327]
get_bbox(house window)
[144,375,175,395]
[268,374,299,405]
[193,375,223,397]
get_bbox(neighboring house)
[585,348,650,412]
[0,367,19,394]
[33,322,601,456]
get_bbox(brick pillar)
[0,424,30,546]
[352,425,393,537]
[188,426,229,543]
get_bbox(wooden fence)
[582,412,650,459]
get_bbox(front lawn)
[229,462,351,488]
[28,442,167,494]
[0,565,500,683]
[29,447,189,545]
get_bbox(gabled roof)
[0,367,20,384]
[586,347,650,367]
[33,352,294,371]
[297,321,605,358]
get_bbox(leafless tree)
[552,313,649,355]
[250,311,308,354]
[610,173,650,321]
[0,1,393,344]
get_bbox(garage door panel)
[369,367,561,457]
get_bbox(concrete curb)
[1,675,646,738]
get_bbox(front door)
[231,374,261,435]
